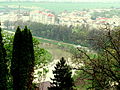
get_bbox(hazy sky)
[0,0,119,2]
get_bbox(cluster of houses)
[29,8,120,28]
[0,7,120,30]
[57,9,120,28]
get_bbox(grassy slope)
[40,43,72,59]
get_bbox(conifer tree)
[0,27,8,90]
[11,26,22,90]
[49,57,74,90]
[21,26,35,90]
[11,26,35,90]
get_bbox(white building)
[30,10,55,24]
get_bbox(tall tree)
[49,57,74,90]
[11,26,22,90]
[0,27,8,90]
[11,26,35,90]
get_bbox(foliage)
[0,28,8,90]
[4,21,92,46]
[30,22,91,46]
[2,29,52,89]
[11,26,35,90]
[2,30,14,89]
[49,57,74,90]
[73,26,120,90]
[33,38,52,69]
[2,30,52,68]
[33,37,52,82]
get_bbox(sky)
[0,0,119,2]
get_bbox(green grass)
[35,36,75,47]
[35,37,59,45]
[40,41,72,59]
[1,2,120,13]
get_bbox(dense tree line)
[4,21,107,47]
[4,21,92,46]
[28,22,91,46]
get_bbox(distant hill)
[0,2,120,13]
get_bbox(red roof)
[100,21,106,23]
[42,12,47,15]
[38,11,42,13]
[47,14,54,17]
[37,11,54,17]
[97,18,110,20]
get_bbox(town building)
[30,10,55,24]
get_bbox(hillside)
[0,2,120,13]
